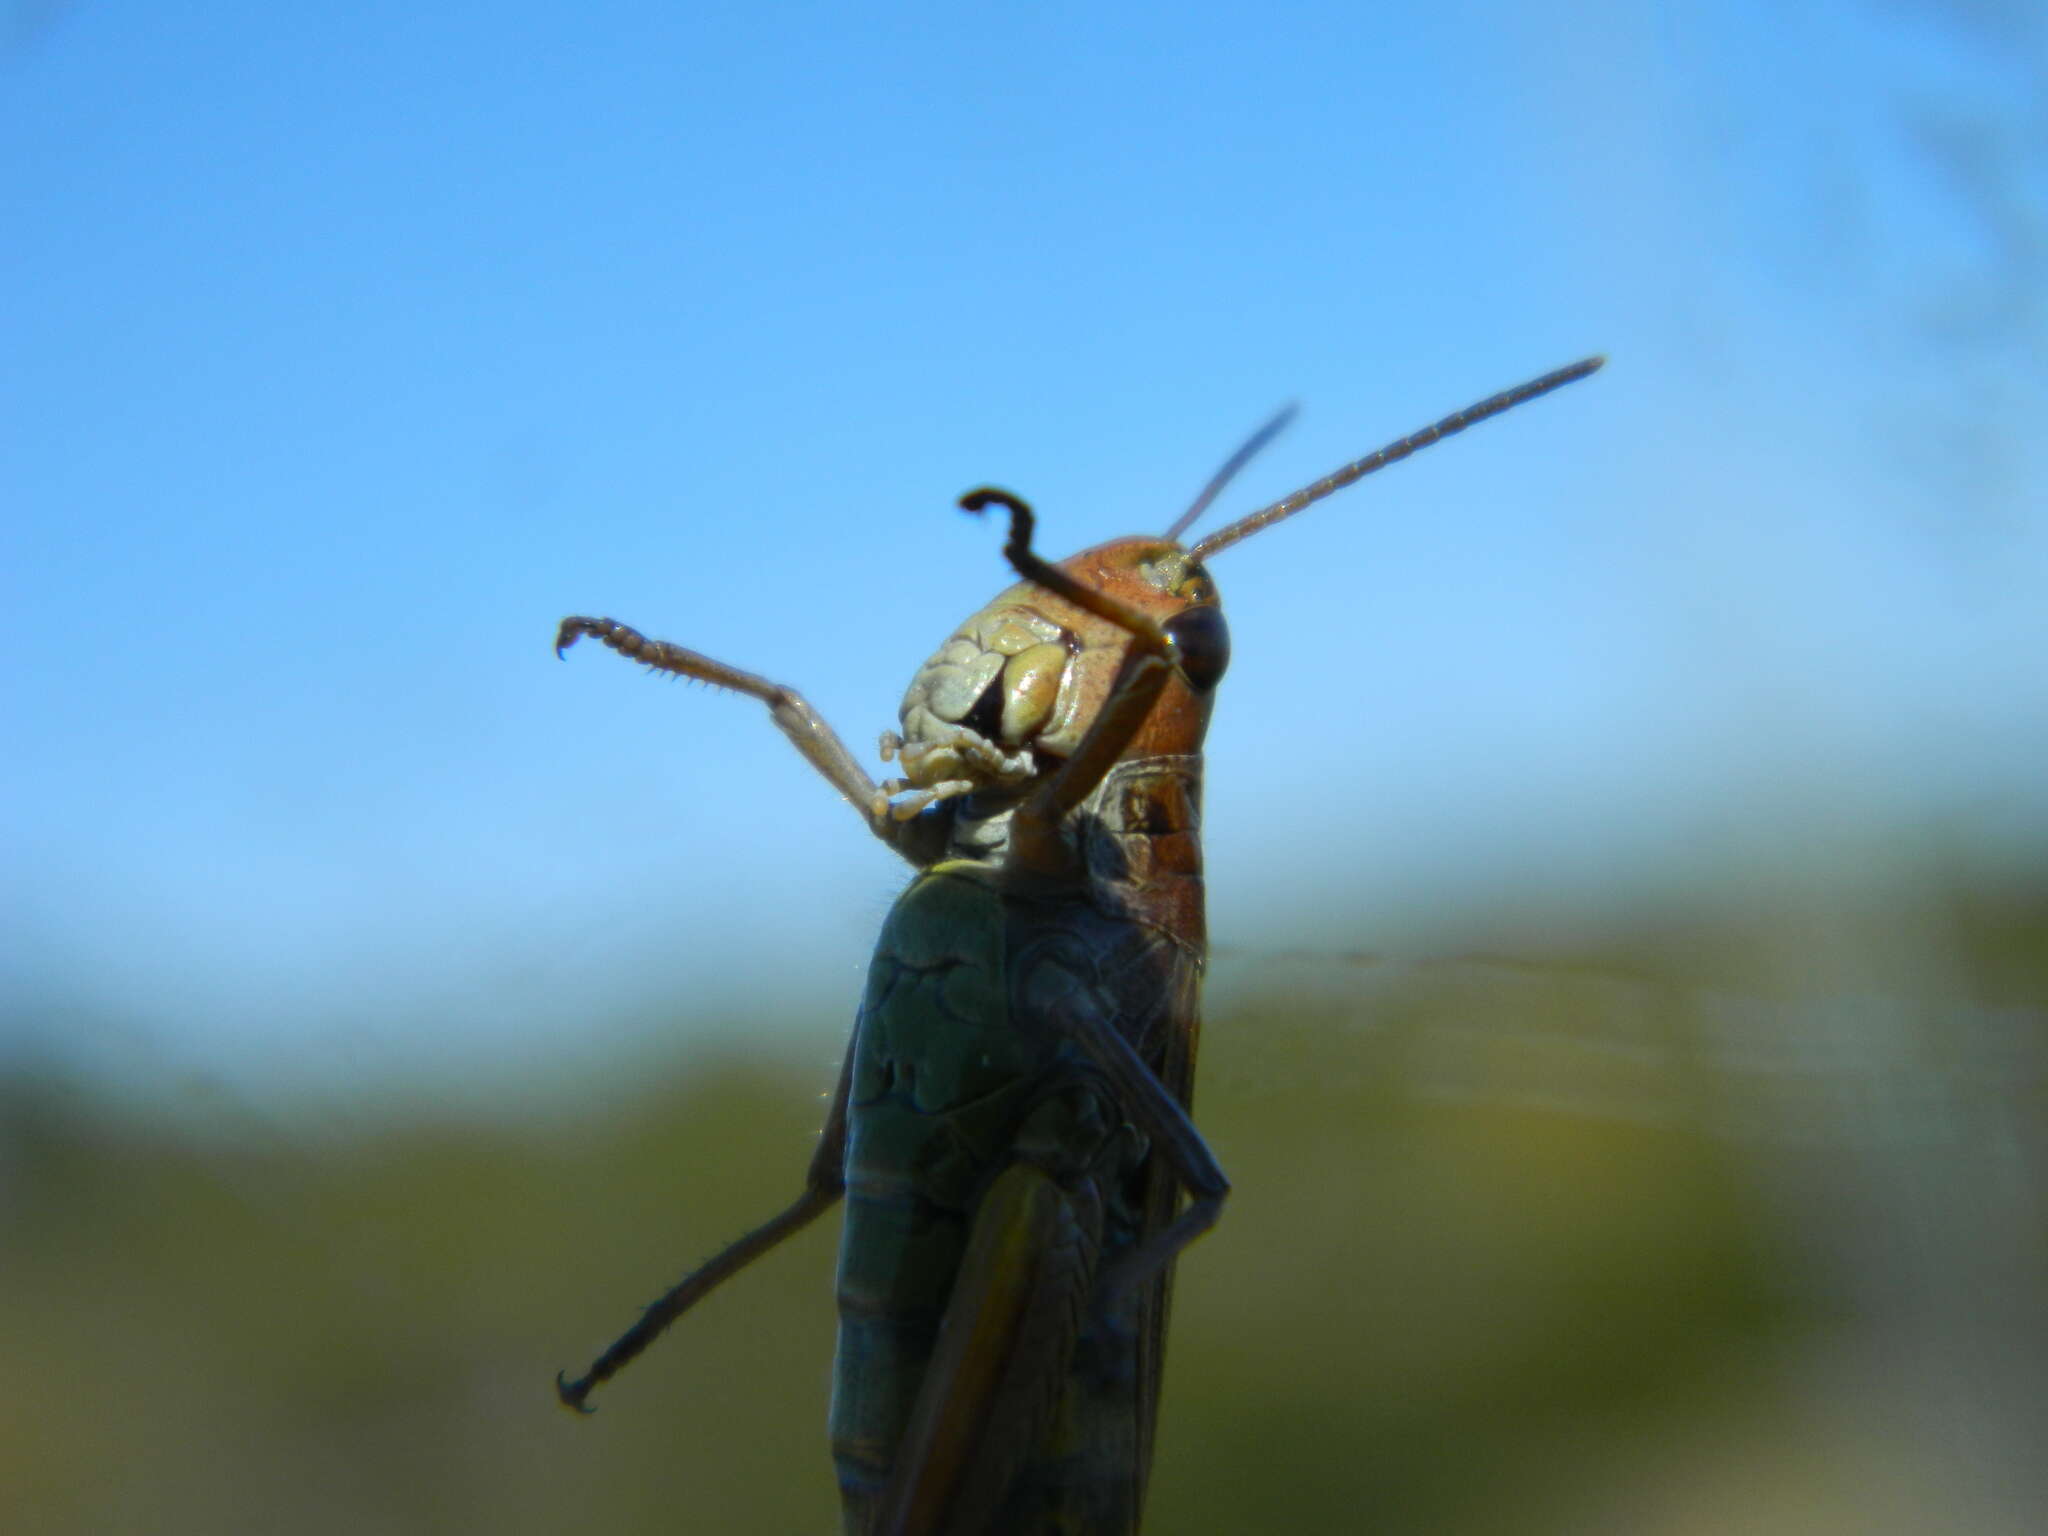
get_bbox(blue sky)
[5,1,2043,1104]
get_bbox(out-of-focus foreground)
[5,869,2042,1534]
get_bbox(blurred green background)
[7,1,2045,1531]
[8,866,2045,1532]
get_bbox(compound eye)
[1164,603,1230,693]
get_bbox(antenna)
[1187,357,1604,562]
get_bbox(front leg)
[556,616,930,863]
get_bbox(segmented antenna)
[1186,356,1604,562]
[1162,403,1299,544]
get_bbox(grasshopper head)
[881,537,1225,820]
[874,352,1604,825]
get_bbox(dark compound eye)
[1164,603,1230,693]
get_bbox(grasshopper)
[555,356,1604,1534]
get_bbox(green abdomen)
[829,864,1156,1534]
